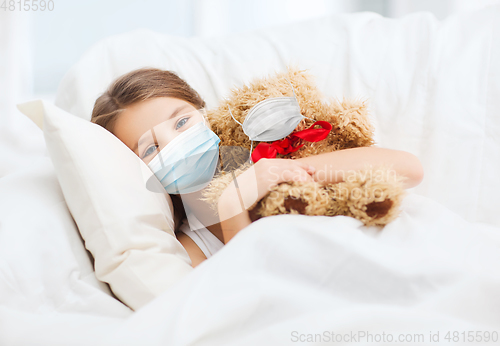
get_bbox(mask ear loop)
[228,105,243,126]
[200,108,224,175]
[248,140,254,164]
[198,108,222,176]
[284,77,298,100]
[284,77,316,122]
[199,108,215,132]
[200,108,208,126]
[151,127,165,169]
[228,105,254,164]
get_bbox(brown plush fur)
[202,67,406,227]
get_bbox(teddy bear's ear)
[219,145,251,173]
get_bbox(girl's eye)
[143,144,159,158]
[176,117,189,130]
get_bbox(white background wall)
[0,0,499,176]
[4,0,500,98]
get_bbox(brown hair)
[91,67,206,230]
[91,67,205,134]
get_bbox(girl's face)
[114,97,205,164]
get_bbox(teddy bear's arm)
[295,146,424,188]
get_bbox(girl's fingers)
[260,159,316,185]
[262,158,315,175]
[290,161,316,175]
[298,169,315,182]
[281,168,314,183]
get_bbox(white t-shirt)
[178,212,224,258]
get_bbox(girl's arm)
[218,147,423,243]
[296,147,424,188]
[218,159,316,243]
[176,231,207,267]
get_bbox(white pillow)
[17,99,193,311]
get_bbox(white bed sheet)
[104,194,500,345]
[1,6,500,346]
[1,193,500,345]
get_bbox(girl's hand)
[217,158,316,243]
[297,147,424,188]
[251,158,316,202]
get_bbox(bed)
[1,7,500,346]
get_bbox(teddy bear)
[202,67,407,227]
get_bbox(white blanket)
[103,194,500,346]
[2,6,500,346]
[1,191,500,345]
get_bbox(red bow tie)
[251,121,332,162]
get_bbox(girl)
[91,68,423,267]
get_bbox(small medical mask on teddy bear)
[228,78,319,161]
[229,78,314,143]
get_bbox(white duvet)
[1,6,500,346]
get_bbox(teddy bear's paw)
[257,181,328,218]
[365,199,394,219]
[325,166,407,226]
[355,196,402,227]
[283,196,308,214]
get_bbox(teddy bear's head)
[207,67,375,166]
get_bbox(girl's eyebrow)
[133,105,191,152]
[167,104,190,121]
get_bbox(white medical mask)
[232,97,303,142]
[228,78,313,160]
[147,121,220,194]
